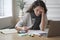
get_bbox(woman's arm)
[15,13,30,31]
[40,12,48,31]
[15,26,29,32]
[40,13,45,31]
[40,8,48,31]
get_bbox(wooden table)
[0,33,60,40]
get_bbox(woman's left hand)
[41,8,45,15]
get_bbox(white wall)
[0,17,13,29]
[46,0,60,21]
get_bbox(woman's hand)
[15,26,29,32]
[40,8,45,15]
[22,26,29,32]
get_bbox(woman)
[15,0,48,32]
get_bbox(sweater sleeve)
[15,13,29,27]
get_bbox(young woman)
[15,0,48,32]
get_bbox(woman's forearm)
[41,14,45,31]
[15,26,29,32]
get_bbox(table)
[0,33,60,40]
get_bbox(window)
[0,0,4,16]
[0,0,12,17]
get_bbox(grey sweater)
[15,13,48,30]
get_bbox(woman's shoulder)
[23,12,31,17]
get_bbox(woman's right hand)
[22,26,29,31]
[15,26,29,32]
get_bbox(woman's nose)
[37,11,41,14]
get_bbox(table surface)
[0,33,60,40]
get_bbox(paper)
[0,29,17,34]
[18,29,49,36]
[28,30,48,33]
[27,30,47,35]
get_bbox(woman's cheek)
[35,11,38,13]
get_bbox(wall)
[0,16,13,29]
[46,0,60,21]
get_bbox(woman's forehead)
[34,6,43,9]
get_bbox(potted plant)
[16,0,26,16]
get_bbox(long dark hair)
[26,0,47,14]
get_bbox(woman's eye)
[36,9,39,11]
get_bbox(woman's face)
[33,6,44,16]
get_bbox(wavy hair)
[26,0,47,14]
